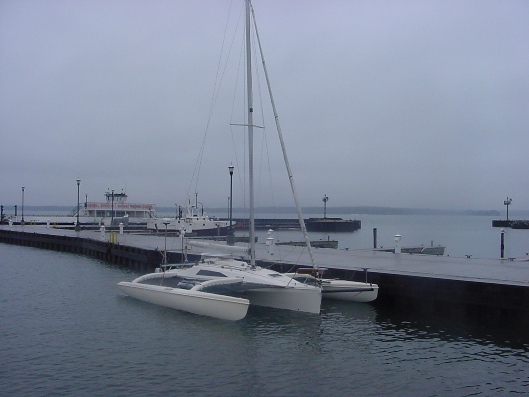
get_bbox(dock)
[2,224,528,325]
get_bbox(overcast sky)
[1,0,528,212]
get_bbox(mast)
[250,3,317,268]
[246,0,256,267]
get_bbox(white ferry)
[81,191,155,226]
[5,191,155,227]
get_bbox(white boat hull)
[321,279,379,302]
[285,273,379,303]
[244,287,321,314]
[117,281,249,321]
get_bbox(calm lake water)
[222,212,528,260]
[2,214,529,396]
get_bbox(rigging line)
[251,23,268,209]
[250,2,317,269]
[185,0,241,202]
[229,31,247,216]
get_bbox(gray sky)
[1,0,528,212]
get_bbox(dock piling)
[501,228,505,259]
[394,234,402,254]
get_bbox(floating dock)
[1,225,528,325]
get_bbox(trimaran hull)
[117,281,249,321]
[244,287,321,314]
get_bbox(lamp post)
[227,165,235,245]
[111,189,115,225]
[75,178,81,231]
[322,194,329,218]
[504,197,512,221]
[163,219,170,264]
[21,186,25,226]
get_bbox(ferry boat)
[81,191,155,226]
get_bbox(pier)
[1,224,528,325]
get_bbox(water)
[1,240,529,396]
[239,213,528,260]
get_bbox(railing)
[67,205,81,217]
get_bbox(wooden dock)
[2,224,528,325]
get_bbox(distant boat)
[377,246,445,255]
[146,203,229,237]
[9,191,156,226]
[79,191,155,226]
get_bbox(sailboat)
[247,3,379,302]
[117,0,322,320]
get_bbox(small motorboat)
[285,268,379,303]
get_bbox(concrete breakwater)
[1,225,529,326]
[0,227,190,273]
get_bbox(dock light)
[504,197,512,221]
[21,186,25,226]
[227,165,235,245]
[75,178,81,231]
[163,219,170,264]
[322,194,329,218]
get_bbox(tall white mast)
[246,0,256,267]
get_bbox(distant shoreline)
[11,205,503,216]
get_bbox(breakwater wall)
[0,229,190,273]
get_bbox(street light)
[21,186,25,226]
[163,219,170,264]
[75,178,81,231]
[111,189,115,225]
[227,165,235,245]
[504,197,512,221]
[322,194,329,218]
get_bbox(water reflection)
[373,301,529,353]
